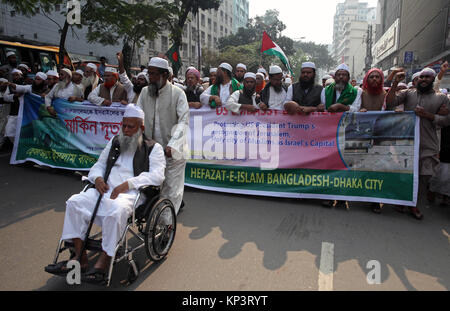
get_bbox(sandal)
[409,207,424,220]
[45,260,87,276]
[82,268,107,285]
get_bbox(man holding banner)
[137,57,190,215]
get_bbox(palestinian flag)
[261,31,294,76]
[165,44,182,75]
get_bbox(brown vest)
[99,83,128,102]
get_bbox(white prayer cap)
[0,78,8,83]
[301,62,316,69]
[168,66,173,76]
[329,70,336,76]
[148,57,169,70]
[325,78,335,87]
[219,63,233,72]
[407,82,413,88]
[35,72,47,80]
[322,74,332,80]
[11,69,22,75]
[74,69,84,76]
[336,63,350,74]
[236,63,247,70]
[105,67,117,74]
[256,73,265,79]
[142,69,148,73]
[123,104,145,120]
[285,77,292,85]
[244,72,256,80]
[46,70,59,78]
[257,67,267,75]
[86,63,97,70]
[398,83,408,88]
[203,77,209,82]
[412,72,420,81]
[269,65,283,75]
[61,68,72,78]
[186,66,196,71]
[210,67,217,74]
[420,67,436,77]
[6,51,15,58]
[440,88,448,95]
[137,72,149,83]
[18,64,30,71]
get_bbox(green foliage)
[294,41,336,71]
[1,0,64,17]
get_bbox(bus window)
[39,52,56,73]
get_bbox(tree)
[294,41,336,72]
[83,1,171,73]
[162,0,222,76]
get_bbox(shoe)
[409,207,424,220]
[372,203,382,214]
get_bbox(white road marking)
[318,242,334,291]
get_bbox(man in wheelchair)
[45,104,166,284]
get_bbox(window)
[201,14,205,27]
[10,10,15,17]
[161,36,168,52]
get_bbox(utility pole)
[365,24,373,72]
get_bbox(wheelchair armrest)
[138,186,160,199]
[81,177,95,192]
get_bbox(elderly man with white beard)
[82,63,100,100]
[45,68,84,116]
[45,105,166,283]
[137,57,190,215]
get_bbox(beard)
[32,81,46,93]
[272,84,283,93]
[299,78,314,89]
[335,82,346,92]
[13,77,24,85]
[82,75,95,88]
[186,84,197,92]
[215,74,224,86]
[236,75,244,83]
[57,79,70,89]
[243,86,255,97]
[118,128,143,153]
[133,84,145,94]
[148,77,164,98]
[417,82,433,94]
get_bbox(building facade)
[373,0,450,87]
[332,0,377,80]
[0,0,249,75]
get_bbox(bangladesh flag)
[261,31,294,76]
[165,44,182,76]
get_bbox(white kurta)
[61,138,166,257]
[137,83,190,214]
[45,82,79,107]
[0,88,13,146]
[88,83,119,106]
[119,72,137,104]
[226,90,258,113]
[200,82,232,107]
[267,86,287,110]
[320,87,362,112]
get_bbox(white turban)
[257,68,267,75]
[11,69,22,75]
[412,72,421,81]
[124,104,145,120]
[210,68,217,74]
[61,68,72,78]
[244,72,256,80]
[35,72,47,80]
[137,72,149,83]
[302,62,316,69]
[86,63,97,71]
[269,65,283,75]
[236,63,247,70]
[219,63,233,72]
[47,70,59,78]
[105,67,117,74]
[420,67,436,77]
[148,57,169,70]
[336,63,350,74]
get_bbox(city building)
[332,0,376,80]
[0,0,250,75]
[373,0,450,87]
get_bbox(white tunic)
[200,82,232,107]
[137,82,190,214]
[45,82,79,107]
[119,72,137,104]
[88,83,120,106]
[226,90,258,113]
[61,138,166,257]
[267,86,287,110]
[320,87,362,112]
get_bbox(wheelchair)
[47,180,177,287]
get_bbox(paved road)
[0,153,449,291]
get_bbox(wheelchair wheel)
[144,199,176,262]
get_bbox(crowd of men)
[1,49,450,223]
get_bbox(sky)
[249,0,378,45]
